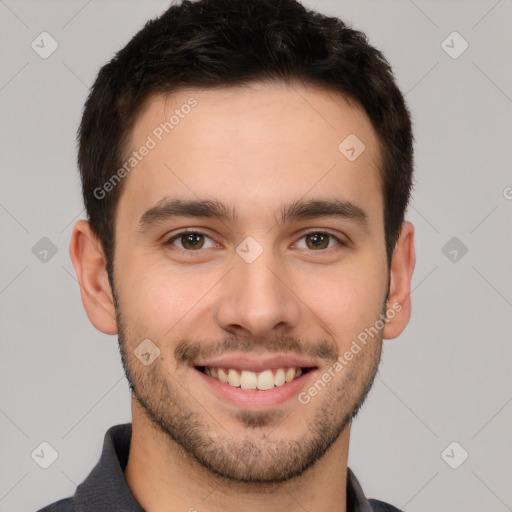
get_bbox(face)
[110,82,391,483]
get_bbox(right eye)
[164,230,219,252]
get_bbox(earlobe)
[383,221,416,340]
[69,220,118,335]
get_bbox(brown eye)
[305,232,329,249]
[295,231,343,251]
[166,231,216,251]
[180,233,205,250]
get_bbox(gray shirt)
[36,423,403,512]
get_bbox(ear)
[69,219,118,335]
[383,221,416,340]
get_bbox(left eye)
[294,232,342,250]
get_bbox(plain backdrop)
[1,1,511,511]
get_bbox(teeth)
[285,367,296,382]
[257,369,275,390]
[274,368,286,386]
[227,369,240,387]
[203,366,306,390]
[240,370,257,390]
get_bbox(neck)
[124,399,350,512]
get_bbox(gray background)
[1,0,511,511]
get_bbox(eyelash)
[164,229,346,253]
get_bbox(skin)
[70,81,415,512]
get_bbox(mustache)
[174,334,338,366]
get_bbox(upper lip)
[193,354,319,373]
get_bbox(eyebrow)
[137,197,369,232]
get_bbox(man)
[38,0,415,510]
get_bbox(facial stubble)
[113,287,386,485]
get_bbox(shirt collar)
[74,423,375,512]
[75,423,144,512]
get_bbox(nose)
[214,246,301,340]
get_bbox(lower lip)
[193,367,317,409]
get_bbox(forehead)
[117,82,383,231]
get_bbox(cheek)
[118,261,217,337]
[298,261,386,341]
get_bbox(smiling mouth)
[195,366,315,391]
